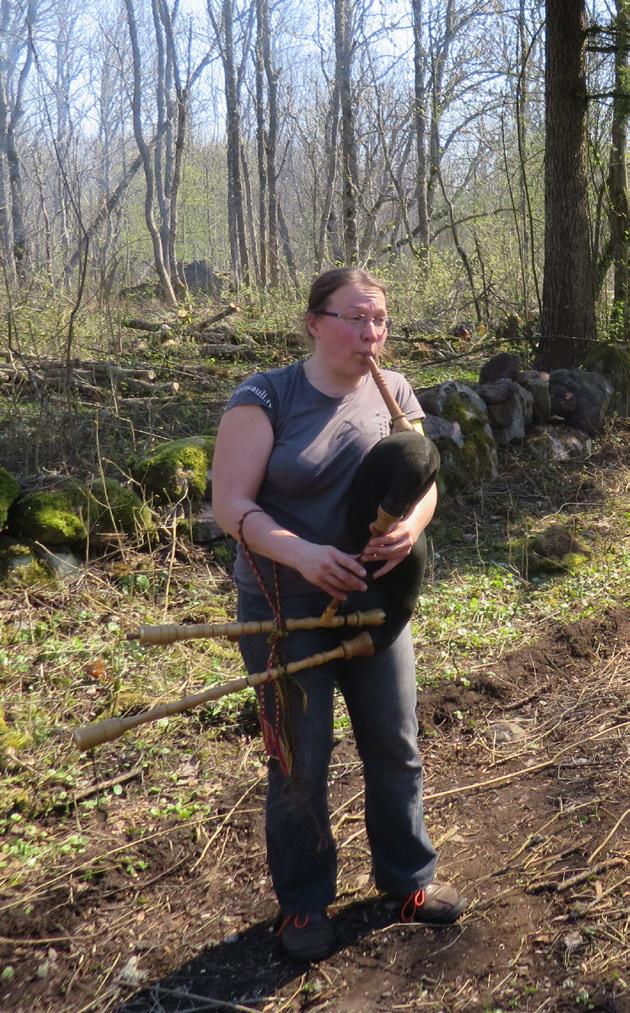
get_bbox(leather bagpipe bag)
[341,430,440,650]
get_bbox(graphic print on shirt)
[330,410,391,447]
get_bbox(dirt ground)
[1,603,628,1013]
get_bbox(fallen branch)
[122,378,180,395]
[529,857,626,894]
[189,302,240,334]
[70,766,143,805]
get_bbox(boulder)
[0,466,20,529]
[416,382,498,488]
[87,478,156,538]
[188,501,225,543]
[549,369,613,435]
[421,415,465,491]
[36,545,84,581]
[422,414,465,449]
[132,435,216,502]
[180,260,224,298]
[479,352,521,384]
[417,380,488,425]
[518,370,551,425]
[0,539,52,586]
[527,424,592,462]
[476,379,534,444]
[8,484,88,544]
[511,523,590,577]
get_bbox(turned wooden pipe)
[128,608,385,645]
[72,631,375,752]
[367,357,416,434]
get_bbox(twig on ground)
[426,720,630,801]
[528,857,626,893]
[70,766,143,804]
[189,779,259,873]
[589,808,630,864]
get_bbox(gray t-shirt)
[223,360,424,595]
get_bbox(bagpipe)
[72,359,439,752]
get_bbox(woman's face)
[306,283,389,380]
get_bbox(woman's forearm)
[217,496,308,570]
[407,481,438,539]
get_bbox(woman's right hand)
[294,543,368,599]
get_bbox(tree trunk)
[411,0,429,253]
[316,83,340,271]
[260,0,279,286]
[220,0,249,286]
[608,0,629,337]
[124,0,177,307]
[254,0,267,286]
[334,0,358,264]
[537,0,595,368]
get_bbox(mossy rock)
[0,539,53,587]
[437,421,498,491]
[132,435,216,502]
[435,385,498,489]
[8,484,89,545]
[0,466,20,529]
[87,478,156,538]
[509,524,590,578]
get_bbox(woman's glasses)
[313,311,391,333]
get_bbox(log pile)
[0,359,180,400]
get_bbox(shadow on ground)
[118,897,467,1011]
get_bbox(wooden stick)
[72,631,375,751]
[190,302,240,332]
[128,608,385,644]
[588,808,629,865]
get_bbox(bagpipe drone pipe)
[71,359,438,752]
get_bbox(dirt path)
[1,608,628,1013]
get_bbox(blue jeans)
[237,590,437,912]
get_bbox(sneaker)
[399,881,467,925]
[275,911,335,961]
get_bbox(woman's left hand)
[360,516,421,579]
[362,482,437,578]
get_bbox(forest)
[0,1,628,1012]
[0,0,627,356]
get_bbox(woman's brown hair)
[306,267,387,313]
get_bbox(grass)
[1,415,627,892]
[0,289,627,907]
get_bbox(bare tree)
[0,0,38,284]
[411,0,429,254]
[538,0,595,368]
[124,0,177,306]
[593,0,629,337]
[208,0,253,287]
[334,0,358,264]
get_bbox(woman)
[212,268,466,961]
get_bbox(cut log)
[199,343,256,361]
[123,319,173,334]
[121,379,180,395]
